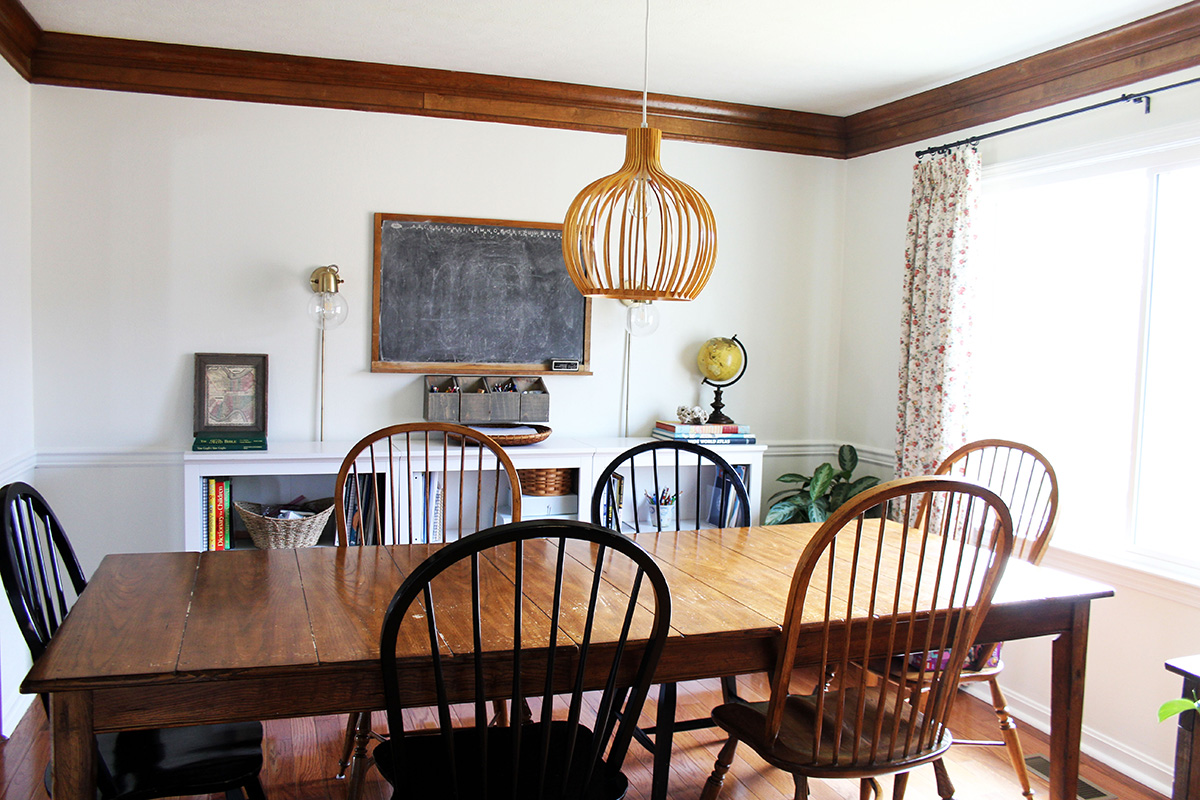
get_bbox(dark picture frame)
[193,353,268,435]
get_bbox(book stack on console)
[192,434,267,451]
[651,420,756,445]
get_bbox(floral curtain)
[895,145,981,479]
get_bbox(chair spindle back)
[334,423,523,546]
[591,440,750,533]
[378,519,672,800]
[0,482,88,664]
[921,439,1058,565]
[767,476,1014,768]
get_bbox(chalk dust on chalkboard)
[372,214,591,375]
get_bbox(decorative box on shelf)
[423,376,549,423]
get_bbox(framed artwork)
[193,353,268,435]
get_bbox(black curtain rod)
[915,74,1200,158]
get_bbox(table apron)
[84,599,1087,732]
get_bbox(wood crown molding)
[844,1,1200,157]
[30,32,846,158]
[0,0,39,80]
[8,0,1200,158]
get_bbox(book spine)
[201,478,210,552]
[207,478,216,551]
[214,479,226,551]
[651,433,756,445]
[223,478,232,549]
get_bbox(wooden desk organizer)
[423,376,549,423]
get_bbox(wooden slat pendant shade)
[562,126,717,301]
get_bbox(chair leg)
[933,758,956,800]
[893,772,911,800]
[336,712,361,779]
[719,674,741,704]
[700,737,739,800]
[240,776,267,800]
[795,774,811,800]
[988,675,1035,800]
[344,711,375,800]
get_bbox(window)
[970,148,1200,573]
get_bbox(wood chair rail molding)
[3,0,1200,158]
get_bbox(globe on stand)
[697,335,747,425]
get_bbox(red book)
[214,479,226,550]
[655,420,751,435]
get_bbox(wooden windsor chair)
[0,482,267,800]
[331,422,523,800]
[700,475,1015,800]
[373,519,672,800]
[590,439,752,799]
[915,439,1059,800]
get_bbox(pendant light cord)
[641,0,649,128]
[620,329,633,436]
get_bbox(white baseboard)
[964,683,1173,796]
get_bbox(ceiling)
[16,0,1190,117]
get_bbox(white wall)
[28,86,845,568]
[0,57,37,736]
[837,65,1200,793]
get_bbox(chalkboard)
[372,214,592,375]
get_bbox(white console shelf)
[183,436,765,552]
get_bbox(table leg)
[652,682,677,800]
[49,691,96,800]
[1049,601,1090,800]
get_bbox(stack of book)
[651,420,756,445]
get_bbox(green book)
[193,435,268,451]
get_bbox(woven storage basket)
[234,500,334,549]
[518,468,575,497]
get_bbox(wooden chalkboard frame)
[371,213,592,376]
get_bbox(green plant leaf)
[847,475,882,497]
[1159,698,1200,722]
[765,498,804,525]
[838,444,858,473]
[830,482,852,509]
[809,463,835,501]
[808,496,830,524]
[766,488,801,506]
[776,473,809,484]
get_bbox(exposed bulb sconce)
[308,265,348,330]
[561,0,717,318]
[308,265,346,442]
[622,300,660,337]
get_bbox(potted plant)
[765,444,882,524]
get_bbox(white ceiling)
[21,0,1189,116]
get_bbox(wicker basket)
[234,500,334,549]
[518,468,575,497]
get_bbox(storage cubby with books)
[184,437,764,552]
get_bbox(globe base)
[707,386,736,425]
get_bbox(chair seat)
[710,690,954,779]
[373,720,629,800]
[98,722,265,800]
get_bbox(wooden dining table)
[23,522,1112,800]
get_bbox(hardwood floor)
[0,678,1168,800]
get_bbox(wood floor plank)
[0,679,1169,800]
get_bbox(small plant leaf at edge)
[1159,697,1200,723]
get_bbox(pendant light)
[562,0,717,335]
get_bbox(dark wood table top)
[23,522,1113,700]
